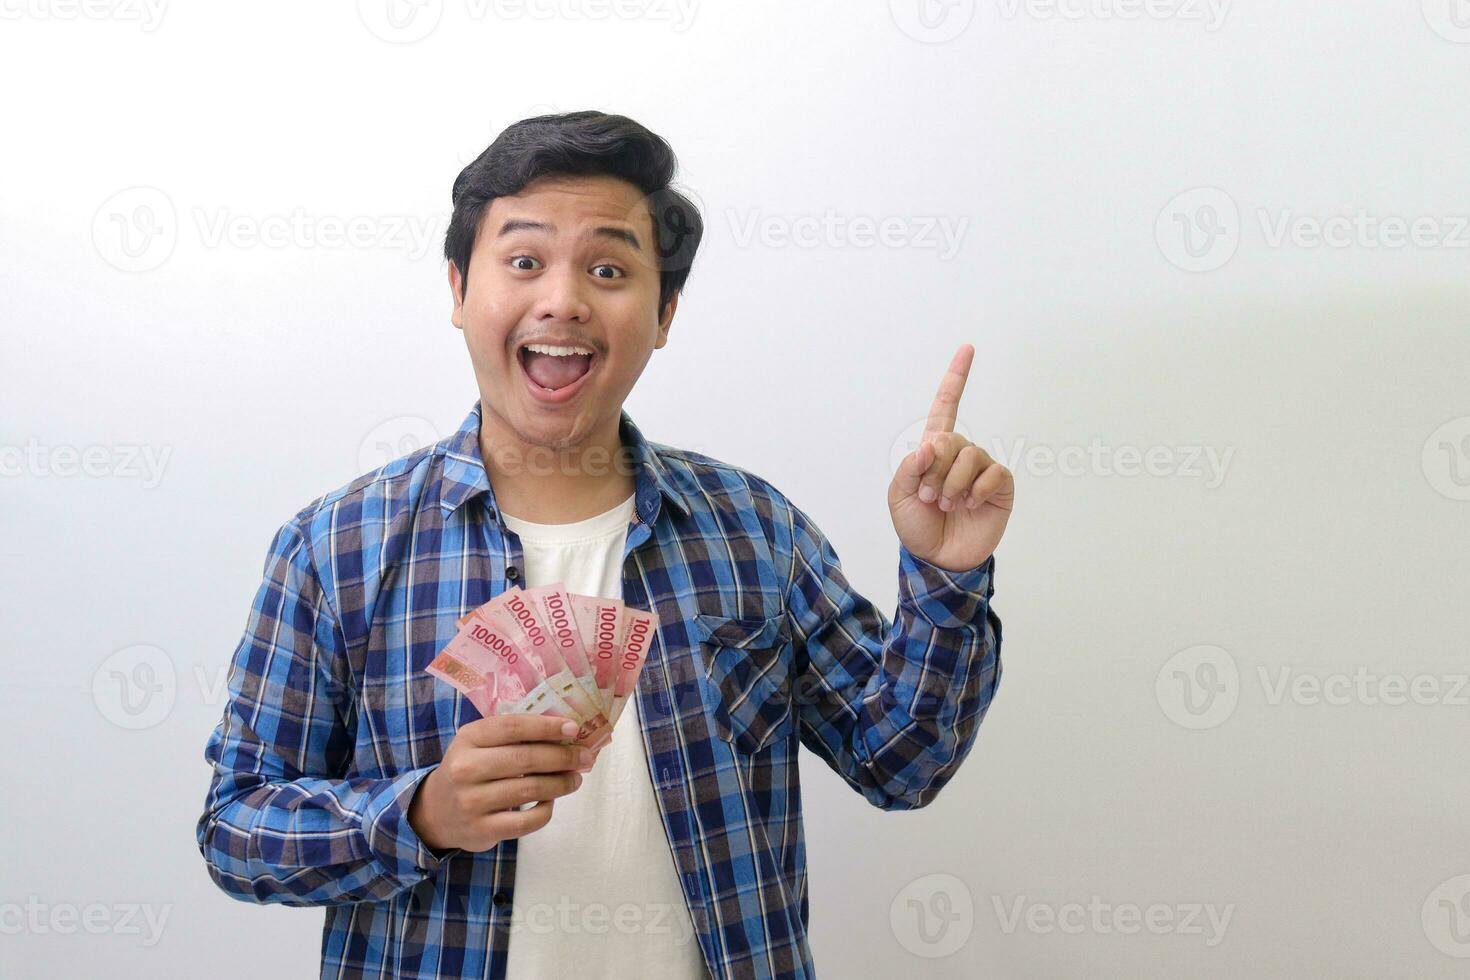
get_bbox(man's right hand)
[407,714,595,853]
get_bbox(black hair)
[445,110,703,319]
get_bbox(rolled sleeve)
[361,765,461,877]
[897,546,995,630]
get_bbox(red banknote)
[428,585,659,749]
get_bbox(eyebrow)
[495,219,642,252]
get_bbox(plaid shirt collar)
[437,398,693,524]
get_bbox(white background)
[3,1,1469,977]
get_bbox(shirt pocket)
[692,612,795,755]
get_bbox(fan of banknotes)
[426,585,659,749]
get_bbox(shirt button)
[492,891,509,907]
[505,565,520,582]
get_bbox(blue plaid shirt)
[196,399,1002,979]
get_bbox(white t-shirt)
[499,493,707,980]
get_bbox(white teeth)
[524,343,593,357]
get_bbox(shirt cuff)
[897,545,995,630]
[361,766,460,880]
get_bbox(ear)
[653,292,679,350]
[448,261,466,330]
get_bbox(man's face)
[450,173,676,452]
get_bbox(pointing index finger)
[924,344,975,435]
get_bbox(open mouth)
[517,341,596,401]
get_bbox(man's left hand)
[888,344,1014,573]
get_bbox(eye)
[591,264,625,280]
[510,255,541,271]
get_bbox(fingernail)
[966,496,978,508]
[918,485,936,503]
[579,749,594,765]
[573,773,583,788]
[939,496,952,511]
[561,721,579,737]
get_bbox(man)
[196,110,1010,979]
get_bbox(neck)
[478,402,638,525]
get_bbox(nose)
[533,264,592,324]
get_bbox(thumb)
[892,439,935,497]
